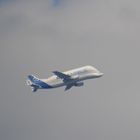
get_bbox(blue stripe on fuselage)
[34,80,53,89]
[28,75,53,89]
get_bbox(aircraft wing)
[53,71,71,81]
[65,84,73,91]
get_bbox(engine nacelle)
[75,82,84,87]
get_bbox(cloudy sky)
[0,0,140,140]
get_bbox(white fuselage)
[41,66,103,88]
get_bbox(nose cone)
[100,73,104,76]
[97,72,104,77]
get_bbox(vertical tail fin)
[27,75,38,82]
[26,75,39,92]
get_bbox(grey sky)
[0,0,140,140]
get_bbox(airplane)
[26,65,103,92]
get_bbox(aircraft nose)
[97,72,104,77]
[100,73,104,76]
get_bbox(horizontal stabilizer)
[31,85,38,92]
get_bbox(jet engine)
[75,82,84,87]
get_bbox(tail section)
[26,75,53,92]
[26,75,39,92]
[27,75,39,82]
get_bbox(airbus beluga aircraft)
[26,65,103,92]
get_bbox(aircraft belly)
[46,79,65,88]
[43,74,97,88]
[79,74,96,81]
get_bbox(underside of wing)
[65,84,73,91]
